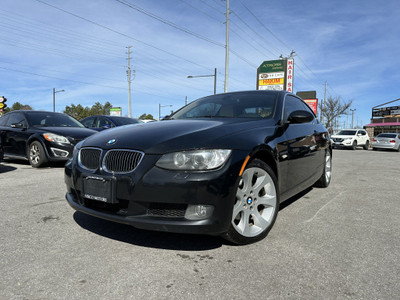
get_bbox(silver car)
[372,133,400,151]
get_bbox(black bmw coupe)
[65,90,332,244]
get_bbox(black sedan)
[65,91,332,244]
[80,115,143,131]
[0,110,97,167]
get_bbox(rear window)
[376,133,397,138]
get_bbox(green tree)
[64,101,113,120]
[64,104,90,120]
[138,113,155,120]
[5,102,33,112]
[319,96,352,129]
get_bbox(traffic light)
[0,96,7,110]
[0,96,7,115]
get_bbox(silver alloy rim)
[30,144,40,164]
[325,152,332,184]
[232,167,277,237]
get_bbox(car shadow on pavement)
[73,211,223,251]
[0,164,17,173]
[279,187,313,210]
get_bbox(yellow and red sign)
[304,99,318,115]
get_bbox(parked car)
[371,133,400,151]
[80,115,143,131]
[331,129,370,150]
[0,110,97,167]
[65,91,332,245]
[0,137,3,163]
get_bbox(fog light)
[51,147,69,157]
[185,204,214,220]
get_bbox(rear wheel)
[222,159,279,245]
[28,141,48,168]
[314,150,332,188]
[363,140,370,150]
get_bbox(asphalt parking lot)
[0,149,399,299]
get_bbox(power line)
[114,0,225,47]
[0,66,126,90]
[33,0,213,72]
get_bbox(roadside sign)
[257,59,294,92]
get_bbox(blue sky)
[1,0,399,126]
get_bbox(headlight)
[156,149,232,171]
[43,133,70,144]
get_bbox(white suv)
[331,129,370,150]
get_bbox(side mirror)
[287,110,314,124]
[11,123,25,129]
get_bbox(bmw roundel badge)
[107,139,117,145]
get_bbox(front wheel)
[222,159,279,245]
[352,140,357,150]
[28,141,48,168]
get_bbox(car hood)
[34,126,97,140]
[331,134,355,139]
[81,119,276,154]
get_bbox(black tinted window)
[26,112,84,127]
[0,115,9,126]
[81,117,95,128]
[5,113,26,127]
[171,92,277,120]
[283,96,314,121]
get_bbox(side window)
[0,115,9,126]
[283,96,314,121]
[97,117,113,127]
[81,117,95,128]
[5,113,26,127]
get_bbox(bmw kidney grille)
[79,148,144,173]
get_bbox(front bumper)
[332,140,353,148]
[65,150,248,235]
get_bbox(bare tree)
[319,96,352,129]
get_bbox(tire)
[314,150,332,188]
[372,147,377,151]
[352,140,357,150]
[363,140,370,150]
[222,159,279,245]
[28,141,48,168]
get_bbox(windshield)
[337,130,357,135]
[113,117,142,126]
[26,112,84,127]
[171,92,277,120]
[376,133,397,138]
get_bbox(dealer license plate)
[82,176,114,203]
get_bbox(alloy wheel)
[232,166,277,237]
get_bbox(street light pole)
[350,108,356,129]
[53,88,65,112]
[187,68,217,95]
[159,104,172,120]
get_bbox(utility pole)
[322,81,327,125]
[350,108,356,129]
[126,46,133,118]
[224,0,230,93]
